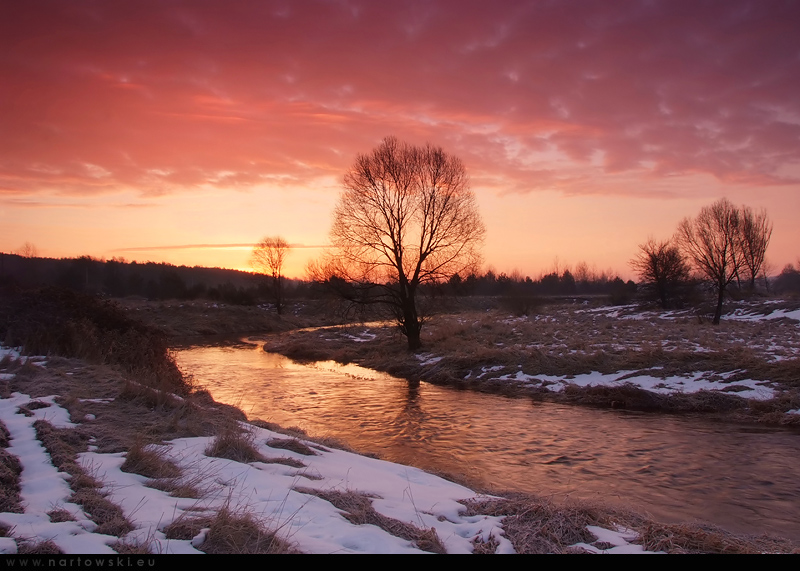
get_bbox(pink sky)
[2,1,799,279]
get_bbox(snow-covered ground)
[469,366,776,400]
[0,348,656,554]
[450,302,800,399]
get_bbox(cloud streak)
[110,243,328,252]
[1,0,798,201]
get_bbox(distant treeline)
[2,252,797,307]
[0,253,309,305]
[444,268,637,300]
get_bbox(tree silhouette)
[324,136,484,350]
[630,237,692,309]
[737,205,772,292]
[676,198,745,324]
[251,236,290,314]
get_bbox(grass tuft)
[0,420,23,513]
[204,426,266,464]
[471,533,501,554]
[17,540,62,554]
[47,508,76,523]
[462,494,612,554]
[166,506,300,554]
[121,440,181,479]
[266,438,318,456]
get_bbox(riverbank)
[263,299,800,425]
[2,347,798,554]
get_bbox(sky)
[2,0,799,279]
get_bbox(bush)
[0,285,188,395]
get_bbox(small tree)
[15,242,39,258]
[675,198,745,324]
[324,136,485,350]
[251,236,290,315]
[630,237,692,309]
[737,205,772,292]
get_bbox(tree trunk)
[712,287,724,325]
[405,321,422,350]
[400,291,422,351]
[274,274,283,315]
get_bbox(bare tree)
[737,205,772,292]
[630,237,692,309]
[15,242,39,258]
[326,136,485,350]
[675,198,745,324]
[251,236,290,315]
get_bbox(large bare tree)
[675,198,745,324]
[737,205,773,291]
[630,237,692,309]
[251,236,290,315]
[327,136,485,350]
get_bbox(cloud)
[1,0,798,199]
[111,243,328,252]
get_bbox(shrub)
[0,285,188,395]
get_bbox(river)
[174,340,800,541]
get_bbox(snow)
[415,353,443,366]
[574,302,800,325]
[572,526,661,554]
[726,307,800,323]
[341,330,377,343]
[484,369,776,400]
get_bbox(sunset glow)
[2,1,799,279]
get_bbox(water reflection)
[175,342,800,541]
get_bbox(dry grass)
[266,438,318,456]
[249,420,357,454]
[70,487,134,536]
[638,521,800,554]
[295,487,446,554]
[17,540,62,554]
[165,506,300,554]
[145,476,204,499]
[462,494,613,554]
[0,419,22,514]
[121,440,182,479]
[117,298,315,339]
[0,286,189,396]
[464,492,800,554]
[6,358,247,454]
[471,533,501,554]
[111,541,152,555]
[0,448,23,513]
[32,419,90,476]
[163,513,215,540]
[204,426,267,464]
[119,380,184,410]
[47,508,76,523]
[259,456,307,469]
[33,420,134,537]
